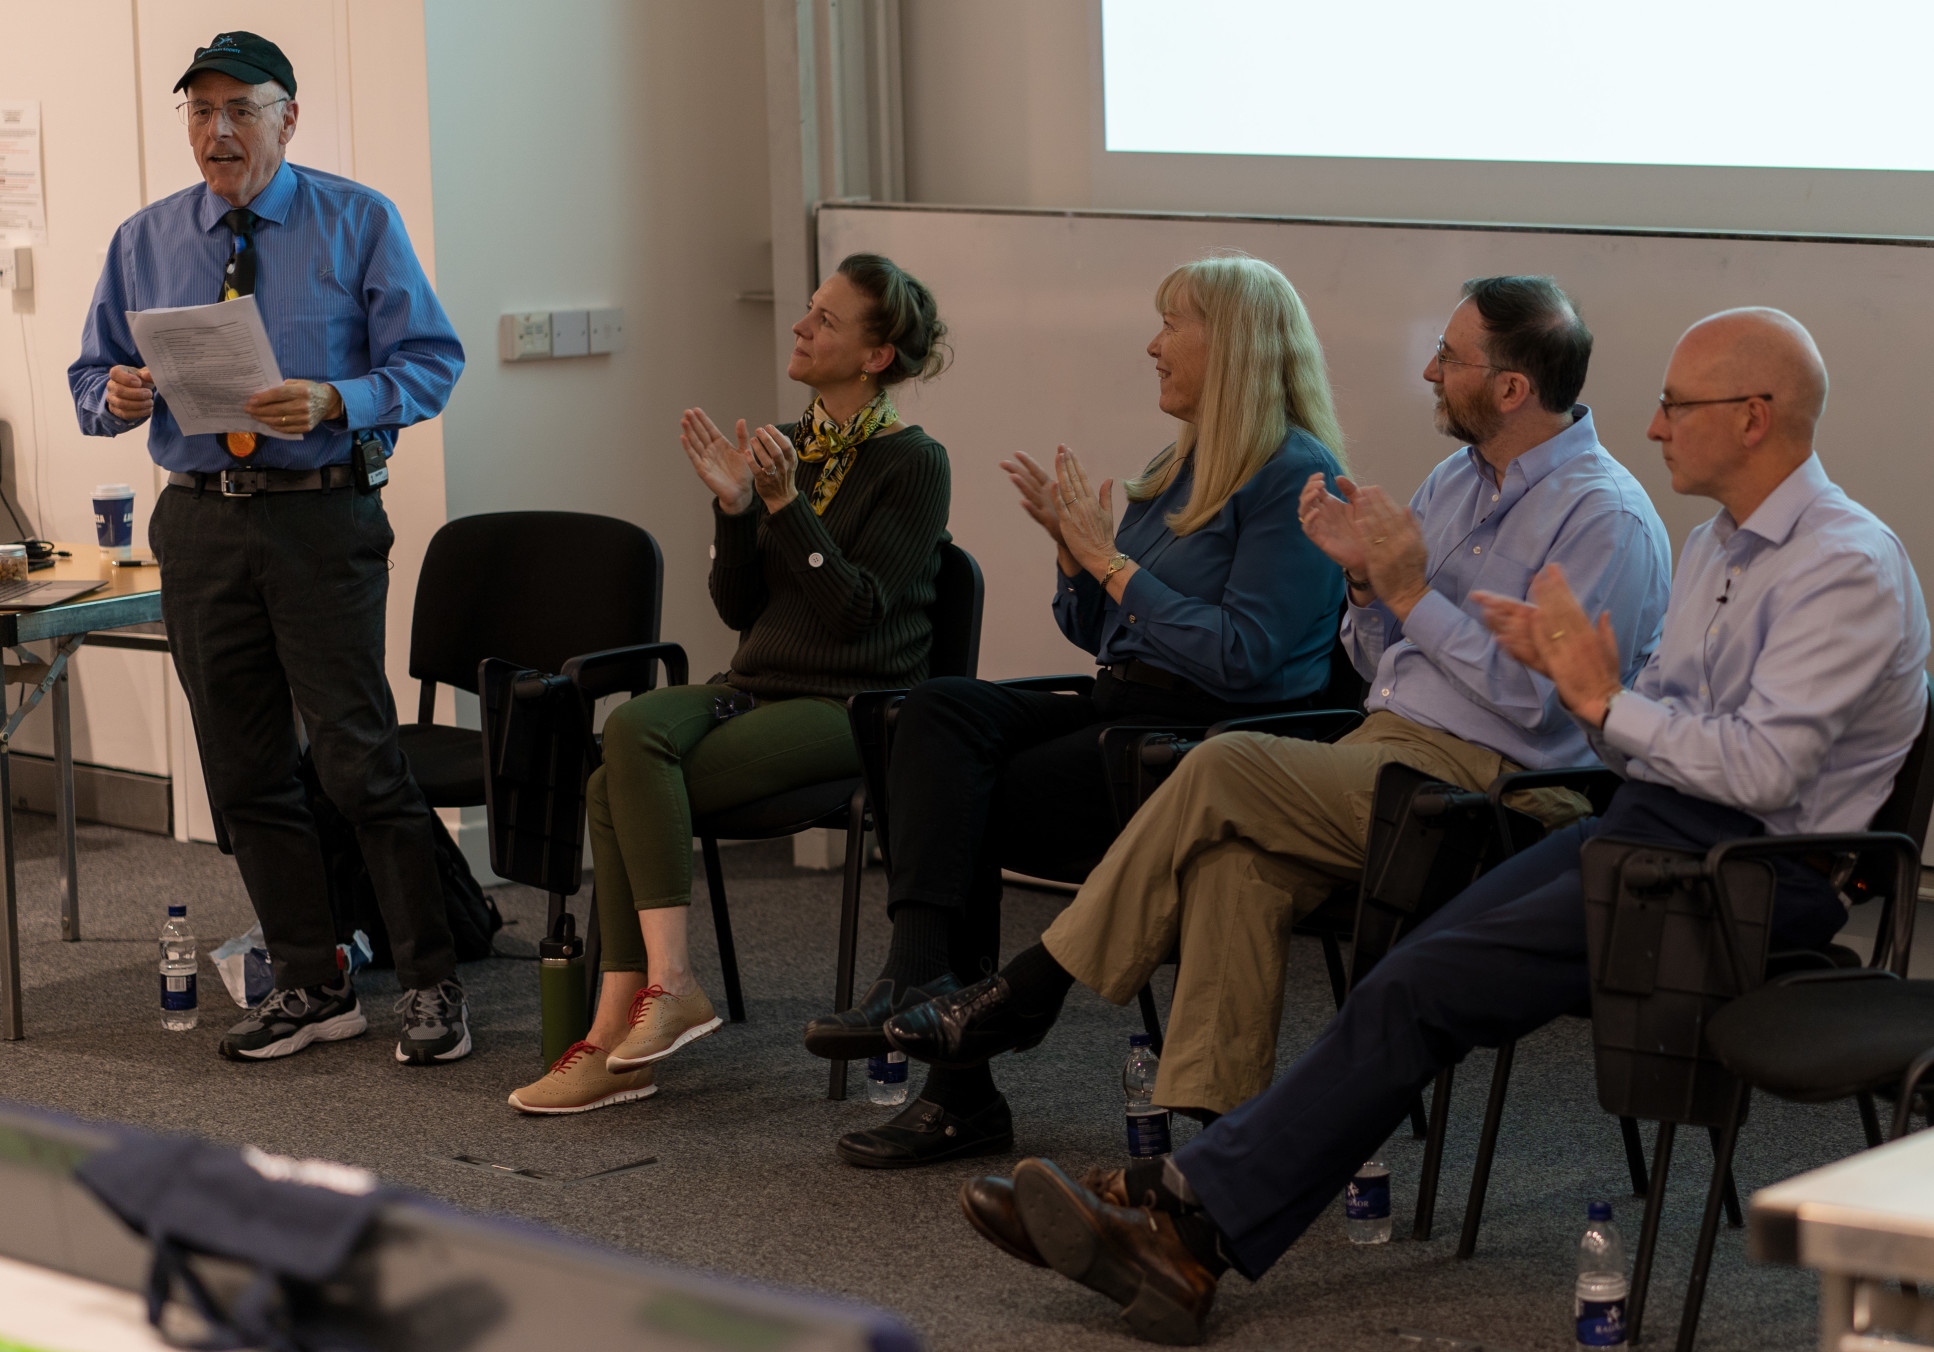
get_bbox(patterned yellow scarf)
[794,390,897,515]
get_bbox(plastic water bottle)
[1124,1033,1172,1158]
[1575,1201,1629,1349]
[159,904,198,1031]
[866,1051,909,1106]
[1345,1161,1393,1243]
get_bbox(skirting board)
[6,754,172,836]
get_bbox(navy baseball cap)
[174,32,297,97]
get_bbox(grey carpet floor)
[0,814,1874,1351]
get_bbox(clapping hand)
[680,408,757,515]
[1351,484,1429,619]
[1299,472,1369,578]
[1053,446,1121,579]
[1001,450,1079,573]
[747,424,800,514]
[1475,563,1623,726]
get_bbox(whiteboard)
[819,204,1934,680]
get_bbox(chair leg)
[827,791,866,1102]
[1629,1121,1674,1345]
[1707,1126,1743,1228]
[1456,1042,1515,1260]
[700,837,746,1024]
[1857,1091,1884,1149]
[1409,1093,1430,1139]
[1320,933,1348,1008]
[1413,1066,1455,1241]
[1136,984,1164,1055]
[583,885,602,1031]
[1621,1115,1650,1197]
[1675,1086,1749,1352]
[1889,1048,1934,1140]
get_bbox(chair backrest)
[1867,675,1934,846]
[927,541,983,680]
[1320,604,1368,711]
[411,512,663,697]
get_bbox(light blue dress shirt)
[1345,407,1672,769]
[68,160,463,471]
[1053,429,1346,704]
[1594,454,1930,835]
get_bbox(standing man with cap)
[67,32,470,1066]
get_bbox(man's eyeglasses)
[1657,392,1775,418]
[176,97,289,129]
[1433,338,1511,375]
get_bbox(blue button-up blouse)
[1052,429,1345,704]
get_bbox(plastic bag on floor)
[212,924,272,1008]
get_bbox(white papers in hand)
[125,295,300,440]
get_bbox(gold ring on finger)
[1550,629,1567,639]
[1372,536,1387,544]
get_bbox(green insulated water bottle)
[539,912,589,1068]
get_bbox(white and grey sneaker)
[218,977,367,1061]
[395,978,471,1065]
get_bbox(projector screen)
[1102,0,1934,173]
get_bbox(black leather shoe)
[884,976,1058,1068]
[802,973,963,1061]
[835,1094,1014,1170]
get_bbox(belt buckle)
[218,470,253,498]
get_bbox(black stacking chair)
[401,511,664,811]
[1599,678,1934,1352]
[695,542,985,1084]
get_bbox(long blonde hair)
[1127,255,1346,536]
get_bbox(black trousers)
[884,671,1320,978]
[150,484,453,991]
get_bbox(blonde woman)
[802,254,1349,1169]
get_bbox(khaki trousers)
[1040,712,1588,1115]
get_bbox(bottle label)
[1575,1296,1628,1346]
[161,972,197,1011]
[1345,1173,1391,1221]
[868,1054,908,1085]
[1126,1108,1172,1157]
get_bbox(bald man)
[959,309,1929,1344]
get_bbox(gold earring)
[859,372,868,382]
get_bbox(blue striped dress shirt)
[68,160,463,471]
[1593,454,1930,835]
[1344,407,1673,769]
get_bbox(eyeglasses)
[176,97,289,129]
[1433,338,1512,376]
[1656,392,1775,418]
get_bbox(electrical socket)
[588,307,625,355]
[497,312,552,362]
[0,247,31,292]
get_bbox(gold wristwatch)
[1103,552,1132,579]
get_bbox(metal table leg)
[0,746,18,1039]
[54,662,77,942]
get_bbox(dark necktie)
[219,207,260,459]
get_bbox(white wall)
[423,0,777,690]
[901,0,1934,237]
[0,1,450,837]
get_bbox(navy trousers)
[1176,781,1847,1279]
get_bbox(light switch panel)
[550,309,589,358]
[588,307,626,355]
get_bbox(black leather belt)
[1103,658,1194,694]
[168,465,358,497]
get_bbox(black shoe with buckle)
[802,972,963,1061]
[835,1093,1015,1170]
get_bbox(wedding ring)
[1372,536,1387,544]
[1550,629,1567,639]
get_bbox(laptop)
[0,578,110,610]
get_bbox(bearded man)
[883,275,1674,1126]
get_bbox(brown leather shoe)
[959,1168,1130,1267]
[1012,1157,1216,1345]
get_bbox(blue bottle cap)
[1588,1201,1613,1221]
[167,905,187,917]
[1129,1033,1152,1046]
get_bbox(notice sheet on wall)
[0,101,45,245]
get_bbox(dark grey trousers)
[149,483,454,991]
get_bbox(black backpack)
[298,751,502,966]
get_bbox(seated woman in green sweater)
[510,253,951,1114]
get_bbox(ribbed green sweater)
[709,423,951,699]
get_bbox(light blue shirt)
[68,160,463,471]
[1345,407,1672,769]
[1053,430,1346,703]
[1595,454,1929,835]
